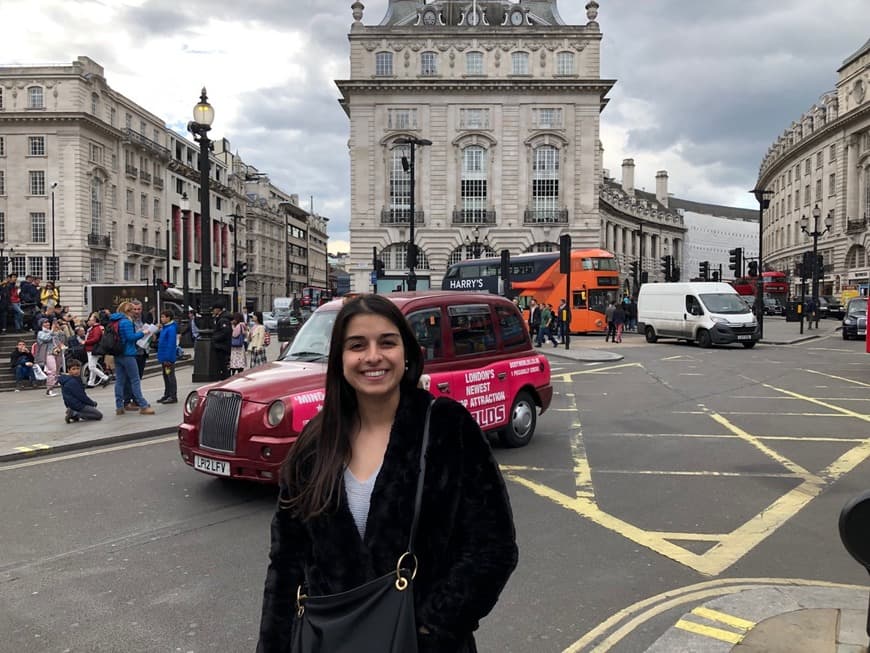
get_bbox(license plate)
[737,335,753,341]
[194,454,230,476]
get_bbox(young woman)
[229,312,248,375]
[35,319,67,396]
[257,295,517,653]
[83,313,110,387]
[247,311,268,368]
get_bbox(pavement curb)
[545,348,625,362]
[0,426,177,463]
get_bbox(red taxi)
[178,291,553,483]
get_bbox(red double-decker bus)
[731,271,789,303]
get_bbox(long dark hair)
[279,294,424,519]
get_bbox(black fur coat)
[256,388,518,652]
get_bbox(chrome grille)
[199,390,242,453]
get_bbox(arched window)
[389,144,411,221]
[524,242,559,253]
[383,242,429,270]
[460,146,487,222]
[91,178,103,234]
[27,86,44,109]
[531,145,560,219]
[511,52,530,75]
[447,244,496,265]
[845,245,866,268]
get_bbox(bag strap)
[407,399,434,556]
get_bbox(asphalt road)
[1,331,868,652]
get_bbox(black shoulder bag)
[292,400,434,653]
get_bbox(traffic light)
[559,234,572,274]
[699,261,709,281]
[747,260,758,277]
[712,270,720,282]
[671,265,681,283]
[224,273,236,288]
[236,261,247,282]
[375,258,386,278]
[641,271,649,284]
[660,255,672,281]
[500,249,510,280]
[407,243,418,269]
[816,254,824,276]
[629,260,639,283]
[728,247,743,275]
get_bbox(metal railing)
[452,209,496,225]
[125,165,138,178]
[846,218,867,233]
[126,243,143,253]
[87,233,111,248]
[523,209,569,224]
[139,170,151,184]
[122,128,171,159]
[153,177,164,189]
[380,208,425,225]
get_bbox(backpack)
[95,319,124,356]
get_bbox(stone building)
[0,56,329,315]
[757,38,870,297]
[337,0,614,293]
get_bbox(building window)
[461,146,488,221]
[126,188,135,212]
[389,144,411,218]
[787,169,792,184]
[31,212,47,242]
[11,256,25,277]
[91,178,103,234]
[110,107,116,127]
[421,51,438,76]
[829,173,836,196]
[795,188,800,207]
[804,185,810,206]
[139,120,146,135]
[466,51,484,75]
[124,262,135,281]
[388,108,417,130]
[0,212,4,241]
[0,171,5,196]
[28,136,46,156]
[0,136,4,156]
[28,256,43,278]
[556,52,575,75]
[532,145,560,213]
[141,193,148,217]
[459,108,489,129]
[512,52,530,75]
[0,87,3,110]
[154,197,160,219]
[27,86,44,109]
[535,108,563,129]
[815,179,822,200]
[830,144,837,162]
[375,52,393,76]
[176,178,184,194]
[110,184,117,208]
[89,143,103,164]
[29,170,46,195]
[91,93,99,114]
[804,159,811,175]
[816,152,823,169]
[90,258,104,283]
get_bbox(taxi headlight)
[267,401,286,427]
[185,391,200,415]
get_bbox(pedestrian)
[0,276,9,333]
[9,340,36,390]
[110,301,154,415]
[187,309,200,341]
[229,312,248,375]
[536,302,559,347]
[248,311,268,368]
[122,299,151,410]
[528,298,540,339]
[558,298,570,343]
[806,297,818,329]
[612,301,626,343]
[256,294,517,653]
[83,313,110,387]
[210,304,233,380]
[604,300,616,342]
[35,319,65,396]
[40,280,60,309]
[59,359,102,423]
[7,274,25,331]
[156,309,178,404]
[628,297,638,332]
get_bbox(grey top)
[343,463,383,540]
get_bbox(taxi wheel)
[500,391,536,448]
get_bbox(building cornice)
[0,110,123,140]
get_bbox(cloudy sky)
[2,0,868,252]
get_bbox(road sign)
[370,271,377,285]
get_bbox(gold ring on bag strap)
[395,552,418,591]
[296,585,306,616]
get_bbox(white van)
[637,282,759,348]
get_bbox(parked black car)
[842,297,868,340]
[820,295,844,319]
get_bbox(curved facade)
[757,39,870,297]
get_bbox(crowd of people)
[523,294,639,345]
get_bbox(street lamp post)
[750,187,773,339]
[395,136,432,291]
[228,213,241,313]
[801,204,833,308]
[187,88,220,382]
[50,181,58,281]
[464,225,488,259]
[180,193,191,315]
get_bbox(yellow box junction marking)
[505,364,870,577]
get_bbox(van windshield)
[699,293,751,315]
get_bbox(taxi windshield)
[280,310,337,361]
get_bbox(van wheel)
[499,391,536,448]
[697,329,713,348]
[645,326,658,343]
[742,341,756,349]
[842,332,850,341]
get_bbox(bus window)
[587,290,616,315]
[459,265,482,279]
[408,308,443,361]
[572,290,587,309]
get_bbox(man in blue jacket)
[111,302,154,415]
[59,359,102,422]
[156,309,178,404]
